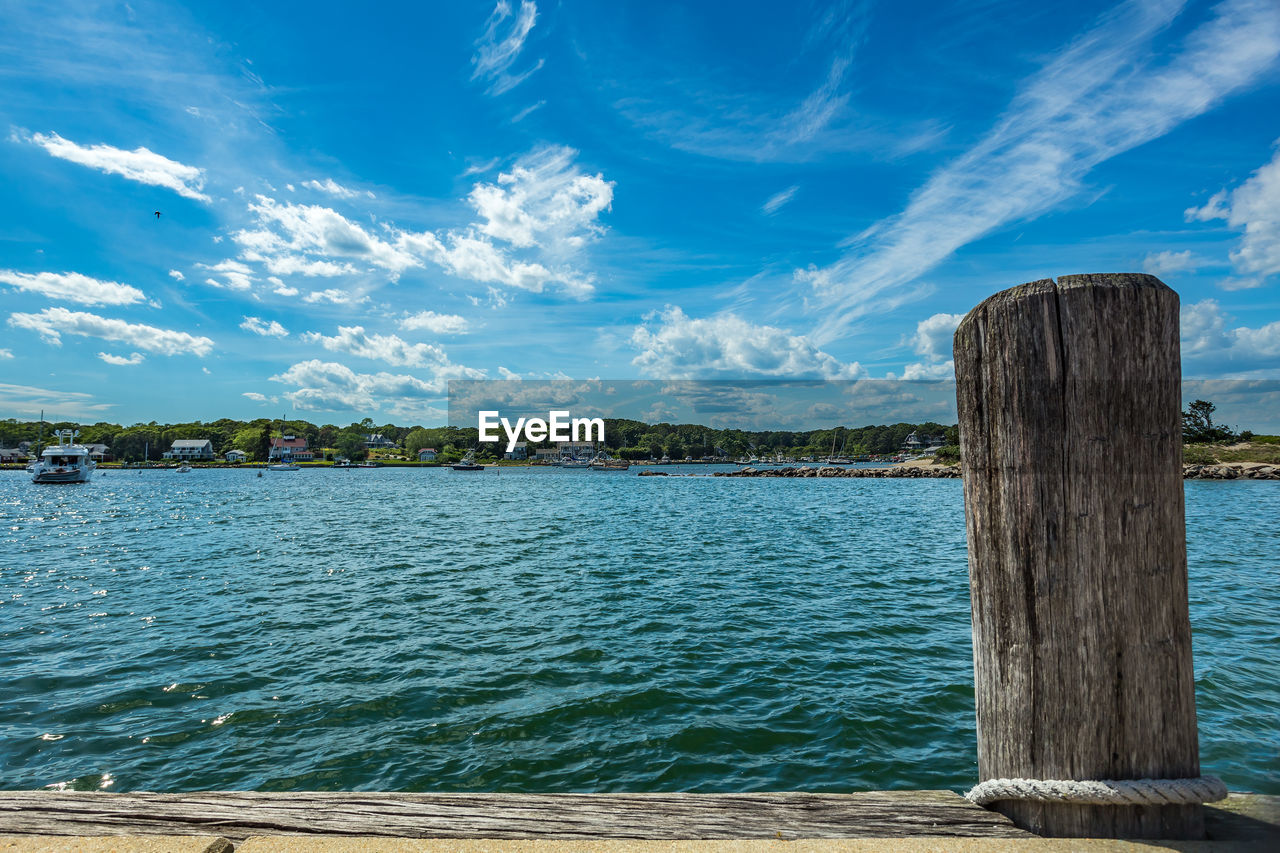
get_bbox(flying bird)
[154,211,162,219]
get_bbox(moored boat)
[31,430,96,484]
[451,450,485,471]
[589,451,629,471]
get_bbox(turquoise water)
[1,468,1276,794]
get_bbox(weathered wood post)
[954,274,1201,839]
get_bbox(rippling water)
[1,467,1276,794]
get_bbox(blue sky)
[1,0,1278,427]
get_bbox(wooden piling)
[953,274,1201,839]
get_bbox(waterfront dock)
[0,789,1275,849]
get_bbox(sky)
[1,0,1279,428]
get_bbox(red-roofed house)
[269,435,314,462]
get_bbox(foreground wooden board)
[0,837,231,853]
[0,792,1028,841]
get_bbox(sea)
[1,466,1276,794]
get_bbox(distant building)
[224,449,247,463]
[504,442,528,461]
[0,447,26,464]
[269,435,314,461]
[417,448,437,462]
[534,440,596,462]
[164,439,214,460]
[364,433,396,449]
[85,443,112,462]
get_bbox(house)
[164,439,214,460]
[85,443,112,462]
[0,447,26,464]
[224,449,247,463]
[364,433,396,449]
[534,440,596,461]
[504,442,527,461]
[417,448,437,462]
[269,435,314,461]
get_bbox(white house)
[364,433,396,449]
[504,442,528,461]
[224,449,247,463]
[164,439,214,460]
[417,448,437,462]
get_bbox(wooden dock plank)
[0,791,1031,842]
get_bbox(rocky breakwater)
[715,465,961,479]
[1183,462,1280,480]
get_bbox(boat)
[176,464,193,473]
[268,460,300,471]
[589,451,630,471]
[356,460,381,468]
[451,450,485,471]
[31,429,96,484]
[332,458,352,468]
[559,452,591,469]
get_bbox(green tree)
[1183,400,1236,443]
[336,429,367,461]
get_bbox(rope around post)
[965,776,1228,807]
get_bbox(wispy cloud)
[0,270,145,306]
[804,0,1280,343]
[302,177,374,200]
[22,131,209,201]
[472,1,543,95]
[9,307,214,356]
[762,186,799,215]
[0,382,115,417]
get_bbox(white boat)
[31,430,97,484]
[268,460,300,471]
[559,453,591,469]
[176,464,193,473]
[589,451,630,471]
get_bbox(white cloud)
[8,307,214,356]
[240,316,289,337]
[909,312,964,361]
[1142,249,1203,277]
[242,391,278,403]
[226,148,610,301]
[631,305,865,379]
[98,351,144,365]
[301,325,451,368]
[1181,298,1280,375]
[168,269,185,281]
[269,359,454,415]
[234,195,419,277]
[0,349,13,359]
[400,311,470,334]
[302,178,374,200]
[472,1,543,95]
[804,0,1280,343]
[468,146,614,254]
[763,186,799,215]
[0,270,145,306]
[1184,140,1280,282]
[302,288,365,305]
[197,259,254,291]
[895,311,964,380]
[25,131,209,201]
